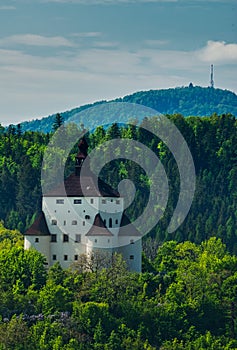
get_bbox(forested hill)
[20,86,237,133]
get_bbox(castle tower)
[24,138,142,272]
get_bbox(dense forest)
[2,113,237,252]
[1,113,237,348]
[19,86,237,133]
[0,225,237,349]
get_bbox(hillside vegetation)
[0,225,237,349]
[1,112,237,348]
[19,86,237,133]
[1,113,237,253]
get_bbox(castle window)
[63,234,69,242]
[109,218,112,228]
[64,255,68,261]
[52,255,57,261]
[130,255,134,260]
[72,220,77,225]
[75,234,81,243]
[51,234,57,242]
[104,219,106,226]
[35,238,39,243]
[51,219,57,225]
[111,199,113,202]
[102,199,106,204]
[64,220,66,226]
[95,239,97,243]
[108,239,110,243]
[74,255,78,261]
[56,199,64,204]
[115,219,118,225]
[116,200,120,204]
[130,239,134,244]
[74,199,82,204]
[83,221,85,226]
[90,198,94,204]
[85,215,90,220]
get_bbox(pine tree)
[52,113,64,132]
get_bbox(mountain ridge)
[19,85,237,133]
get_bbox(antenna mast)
[210,64,214,88]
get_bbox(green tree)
[53,113,64,131]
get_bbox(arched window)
[109,218,112,228]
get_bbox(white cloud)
[0,39,237,124]
[70,32,102,38]
[144,40,169,47]
[41,0,235,3]
[0,6,16,10]
[92,41,119,48]
[0,34,75,47]
[41,0,178,4]
[198,40,237,63]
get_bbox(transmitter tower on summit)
[210,64,214,88]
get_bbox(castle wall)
[24,235,51,266]
[42,196,125,268]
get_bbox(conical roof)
[118,214,142,237]
[25,211,50,236]
[86,213,114,237]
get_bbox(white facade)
[24,194,142,272]
[24,137,142,272]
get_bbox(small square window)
[75,234,81,243]
[52,254,57,261]
[35,238,39,243]
[74,199,82,204]
[63,234,69,242]
[56,199,64,204]
[130,255,134,260]
[116,200,120,204]
[51,234,57,242]
[64,255,68,261]
[102,199,106,204]
[130,239,134,244]
[51,219,57,225]
[72,220,77,225]
[74,255,78,261]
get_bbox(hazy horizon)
[0,0,236,125]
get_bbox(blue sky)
[0,0,236,124]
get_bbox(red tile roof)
[25,211,50,236]
[44,172,119,198]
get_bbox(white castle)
[24,137,142,272]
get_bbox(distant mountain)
[20,86,237,133]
